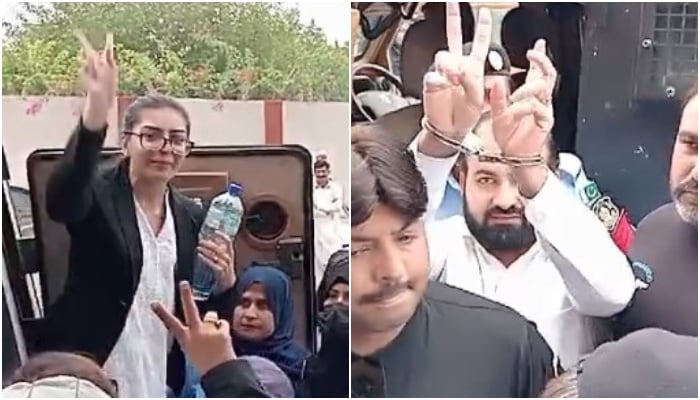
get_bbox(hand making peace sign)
[422,4,493,143]
[487,38,559,197]
[152,282,236,376]
[419,3,560,197]
[75,31,118,131]
[491,38,558,161]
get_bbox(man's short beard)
[671,177,698,225]
[463,199,537,251]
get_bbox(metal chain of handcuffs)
[421,44,549,167]
[420,116,547,167]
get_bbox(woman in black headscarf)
[317,249,350,314]
[300,248,349,397]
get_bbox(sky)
[1,2,350,43]
[287,2,350,44]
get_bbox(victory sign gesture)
[152,282,236,376]
[420,4,492,157]
[490,39,558,198]
[492,39,557,160]
[76,31,118,131]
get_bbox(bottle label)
[204,207,225,230]
[203,197,243,238]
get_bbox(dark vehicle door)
[577,2,697,221]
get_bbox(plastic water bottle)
[192,182,245,301]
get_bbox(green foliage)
[2,2,348,101]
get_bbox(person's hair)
[351,123,428,227]
[682,81,698,110]
[240,355,295,398]
[8,352,117,397]
[539,370,579,398]
[314,159,330,171]
[122,93,191,136]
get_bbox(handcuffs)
[421,42,547,168]
[420,117,545,167]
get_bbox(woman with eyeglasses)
[36,32,237,398]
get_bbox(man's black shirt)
[352,281,555,397]
[614,203,698,339]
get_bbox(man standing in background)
[313,158,345,288]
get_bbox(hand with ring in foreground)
[152,281,236,375]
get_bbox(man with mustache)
[437,136,636,253]
[613,82,698,339]
[412,5,635,370]
[350,8,555,397]
[351,125,554,398]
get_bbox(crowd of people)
[2,32,349,398]
[350,5,697,398]
[2,4,697,399]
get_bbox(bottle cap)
[228,182,243,196]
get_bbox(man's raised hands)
[421,4,492,156]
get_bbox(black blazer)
[37,120,224,392]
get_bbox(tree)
[2,2,349,101]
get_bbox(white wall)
[2,97,349,196]
[2,96,119,188]
[178,99,265,146]
[283,101,350,203]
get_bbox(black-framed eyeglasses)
[123,131,194,156]
[351,357,386,397]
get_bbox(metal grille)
[646,3,697,95]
